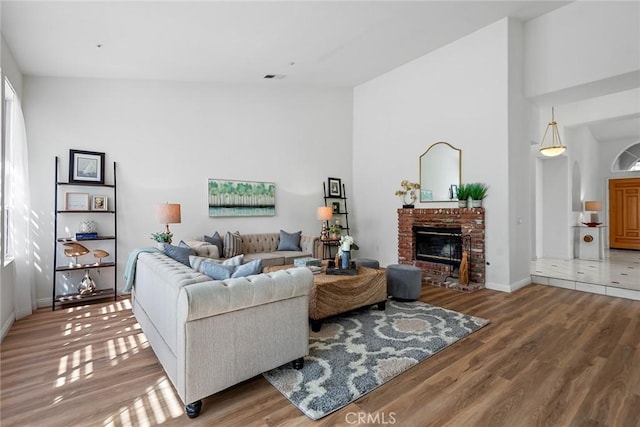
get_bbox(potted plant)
[456,183,470,208]
[395,180,420,208]
[328,224,341,239]
[151,231,173,249]
[468,183,489,207]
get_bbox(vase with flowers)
[338,235,359,269]
[395,180,420,208]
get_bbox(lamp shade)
[317,206,333,221]
[584,201,602,212]
[155,203,181,225]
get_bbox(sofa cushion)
[203,232,224,256]
[277,230,301,251]
[202,262,235,280]
[183,240,220,259]
[224,231,242,258]
[190,254,244,273]
[231,259,263,278]
[164,242,196,266]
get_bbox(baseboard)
[485,282,512,293]
[1,312,16,342]
[485,276,531,293]
[37,297,52,309]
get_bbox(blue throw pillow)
[277,230,301,251]
[202,262,235,280]
[203,232,223,257]
[164,243,195,266]
[231,259,263,278]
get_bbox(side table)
[320,238,340,260]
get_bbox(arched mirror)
[419,142,461,202]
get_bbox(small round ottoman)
[386,264,422,301]
[353,258,380,269]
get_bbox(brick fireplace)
[398,208,485,292]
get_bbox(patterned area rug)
[263,300,489,420]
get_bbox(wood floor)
[1,284,639,427]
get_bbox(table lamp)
[317,206,333,239]
[155,203,182,236]
[584,200,602,227]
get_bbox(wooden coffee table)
[264,265,387,331]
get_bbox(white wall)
[24,77,353,306]
[525,0,640,100]
[526,0,640,261]
[507,19,532,289]
[353,19,525,290]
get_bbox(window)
[612,142,640,172]
[3,79,17,262]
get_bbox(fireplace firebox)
[413,226,462,266]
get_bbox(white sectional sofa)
[131,250,313,418]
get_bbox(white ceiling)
[1,0,570,87]
[3,1,638,144]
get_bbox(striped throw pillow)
[223,231,242,258]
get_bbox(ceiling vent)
[264,74,286,79]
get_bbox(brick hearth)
[398,208,485,292]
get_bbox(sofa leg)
[292,357,304,370]
[311,319,322,332]
[185,400,202,419]
[377,300,386,311]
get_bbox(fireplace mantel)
[398,208,485,292]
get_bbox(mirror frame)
[419,141,462,202]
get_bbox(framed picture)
[69,149,105,184]
[92,195,108,211]
[208,179,276,217]
[450,184,458,200]
[332,202,340,213]
[65,192,90,211]
[328,177,342,197]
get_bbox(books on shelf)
[75,232,98,240]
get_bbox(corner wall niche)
[397,208,485,292]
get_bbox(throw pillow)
[182,240,220,259]
[277,230,301,251]
[164,243,195,266]
[201,262,235,280]
[203,232,224,257]
[189,254,244,273]
[223,231,242,258]
[231,259,263,278]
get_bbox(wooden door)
[609,178,640,250]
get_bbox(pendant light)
[539,107,567,157]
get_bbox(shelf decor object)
[65,192,90,211]
[327,177,342,197]
[92,195,108,211]
[69,149,105,184]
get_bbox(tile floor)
[531,249,640,300]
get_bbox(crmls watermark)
[345,411,397,425]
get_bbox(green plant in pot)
[151,231,173,247]
[456,183,470,207]
[468,182,489,207]
[328,224,342,239]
